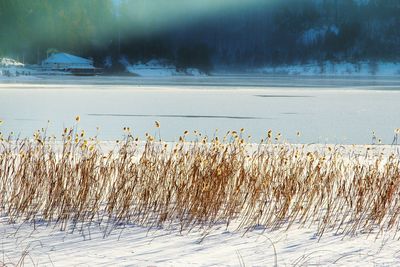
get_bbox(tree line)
[0,0,399,71]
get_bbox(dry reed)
[0,126,400,238]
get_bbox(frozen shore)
[257,61,400,76]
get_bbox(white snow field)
[2,218,400,266]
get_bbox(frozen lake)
[1,75,400,144]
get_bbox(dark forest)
[1,0,399,71]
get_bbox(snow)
[1,77,400,265]
[0,58,34,78]
[0,57,24,67]
[1,142,400,266]
[0,75,40,82]
[2,217,399,266]
[121,58,205,77]
[258,61,400,76]
[43,53,92,65]
[41,53,95,72]
[186,68,204,76]
[123,58,179,77]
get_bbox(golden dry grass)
[0,126,400,238]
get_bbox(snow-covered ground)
[2,217,399,266]
[0,57,34,79]
[120,58,205,77]
[2,142,400,266]
[258,61,400,76]
[1,76,400,266]
[0,58,24,67]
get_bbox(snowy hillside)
[120,58,205,77]
[258,61,400,76]
[0,57,24,67]
[0,57,29,77]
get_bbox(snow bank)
[0,57,32,78]
[126,59,179,77]
[121,58,205,77]
[2,217,399,266]
[258,61,400,76]
[0,57,24,67]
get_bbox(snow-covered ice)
[1,75,400,144]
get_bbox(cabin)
[41,52,98,75]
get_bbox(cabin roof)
[43,53,92,65]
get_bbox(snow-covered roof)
[0,58,24,67]
[42,53,92,65]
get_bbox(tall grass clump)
[0,125,400,238]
